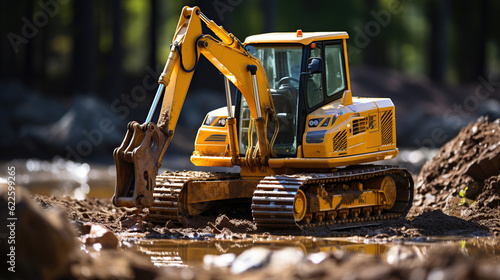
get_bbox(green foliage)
[459,187,468,199]
[458,186,468,206]
[123,0,150,73]
[3,0,500,97]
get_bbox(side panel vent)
[381,110,394,145]
[368,114,376,130]
[352,118,367,135]
[332,130,347,152]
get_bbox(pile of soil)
[414,117,500,235]
[33,195,128,232]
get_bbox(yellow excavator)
[113,6,413,234]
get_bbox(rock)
[0,185,77,279]
[308,252,329,264]
[69,250,160,279]
[229,247,305,274]
[230,247,272,274]
[203,253,236,268]
[268,248,305,270]
[385,245,418,265]
[120,215,145,232]
[79,223,120,250]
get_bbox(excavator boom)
[113,6,277,208]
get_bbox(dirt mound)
[414,117,500,235]
[214,215,257,233]
[33,195,128,232]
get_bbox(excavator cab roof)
[244,31,349,45]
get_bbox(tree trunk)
[149,0,158,70]
[72,0,97,94]
[428,0,451,84]
[454,0,488,83]
[24,1,35,85]
[263,0,276,33]
[107,0,123,99]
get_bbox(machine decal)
[305,130,327,144]
[205,134,227,142]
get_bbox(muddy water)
[0,158,116,199]
[127,235,500,268]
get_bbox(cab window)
[306,45,323,108]
[325,44,346,96]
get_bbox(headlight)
[213,117,227,127]
[308,118,323,127]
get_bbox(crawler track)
[149,172,188,223]
[149,166,414,235]
[149,171,237,223]
[252,165,414,234]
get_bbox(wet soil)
[33,195,127,232]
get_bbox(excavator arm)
[113,6,276,208]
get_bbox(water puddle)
[0,158,116,199]
[125,235,500,268]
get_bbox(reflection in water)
[131,236,500,268]
[0,158,115,199]
[132,236,389,267]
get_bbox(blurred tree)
[1,0,499,99]
[106,0,123,99]
[149,0,158,70]
[363,0,387,67]
[428,0,451,83]
[72,0,97,94]
[23,1,35,85]
[263,0,276,33]
[451,0,488,83]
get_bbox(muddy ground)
[2,117,500,279]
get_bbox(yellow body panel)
[301,96,397,160]
[318,190,382,211]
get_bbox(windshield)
[239,44,303,157]
[249,45,302,90]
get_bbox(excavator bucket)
[113,121,169,208]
